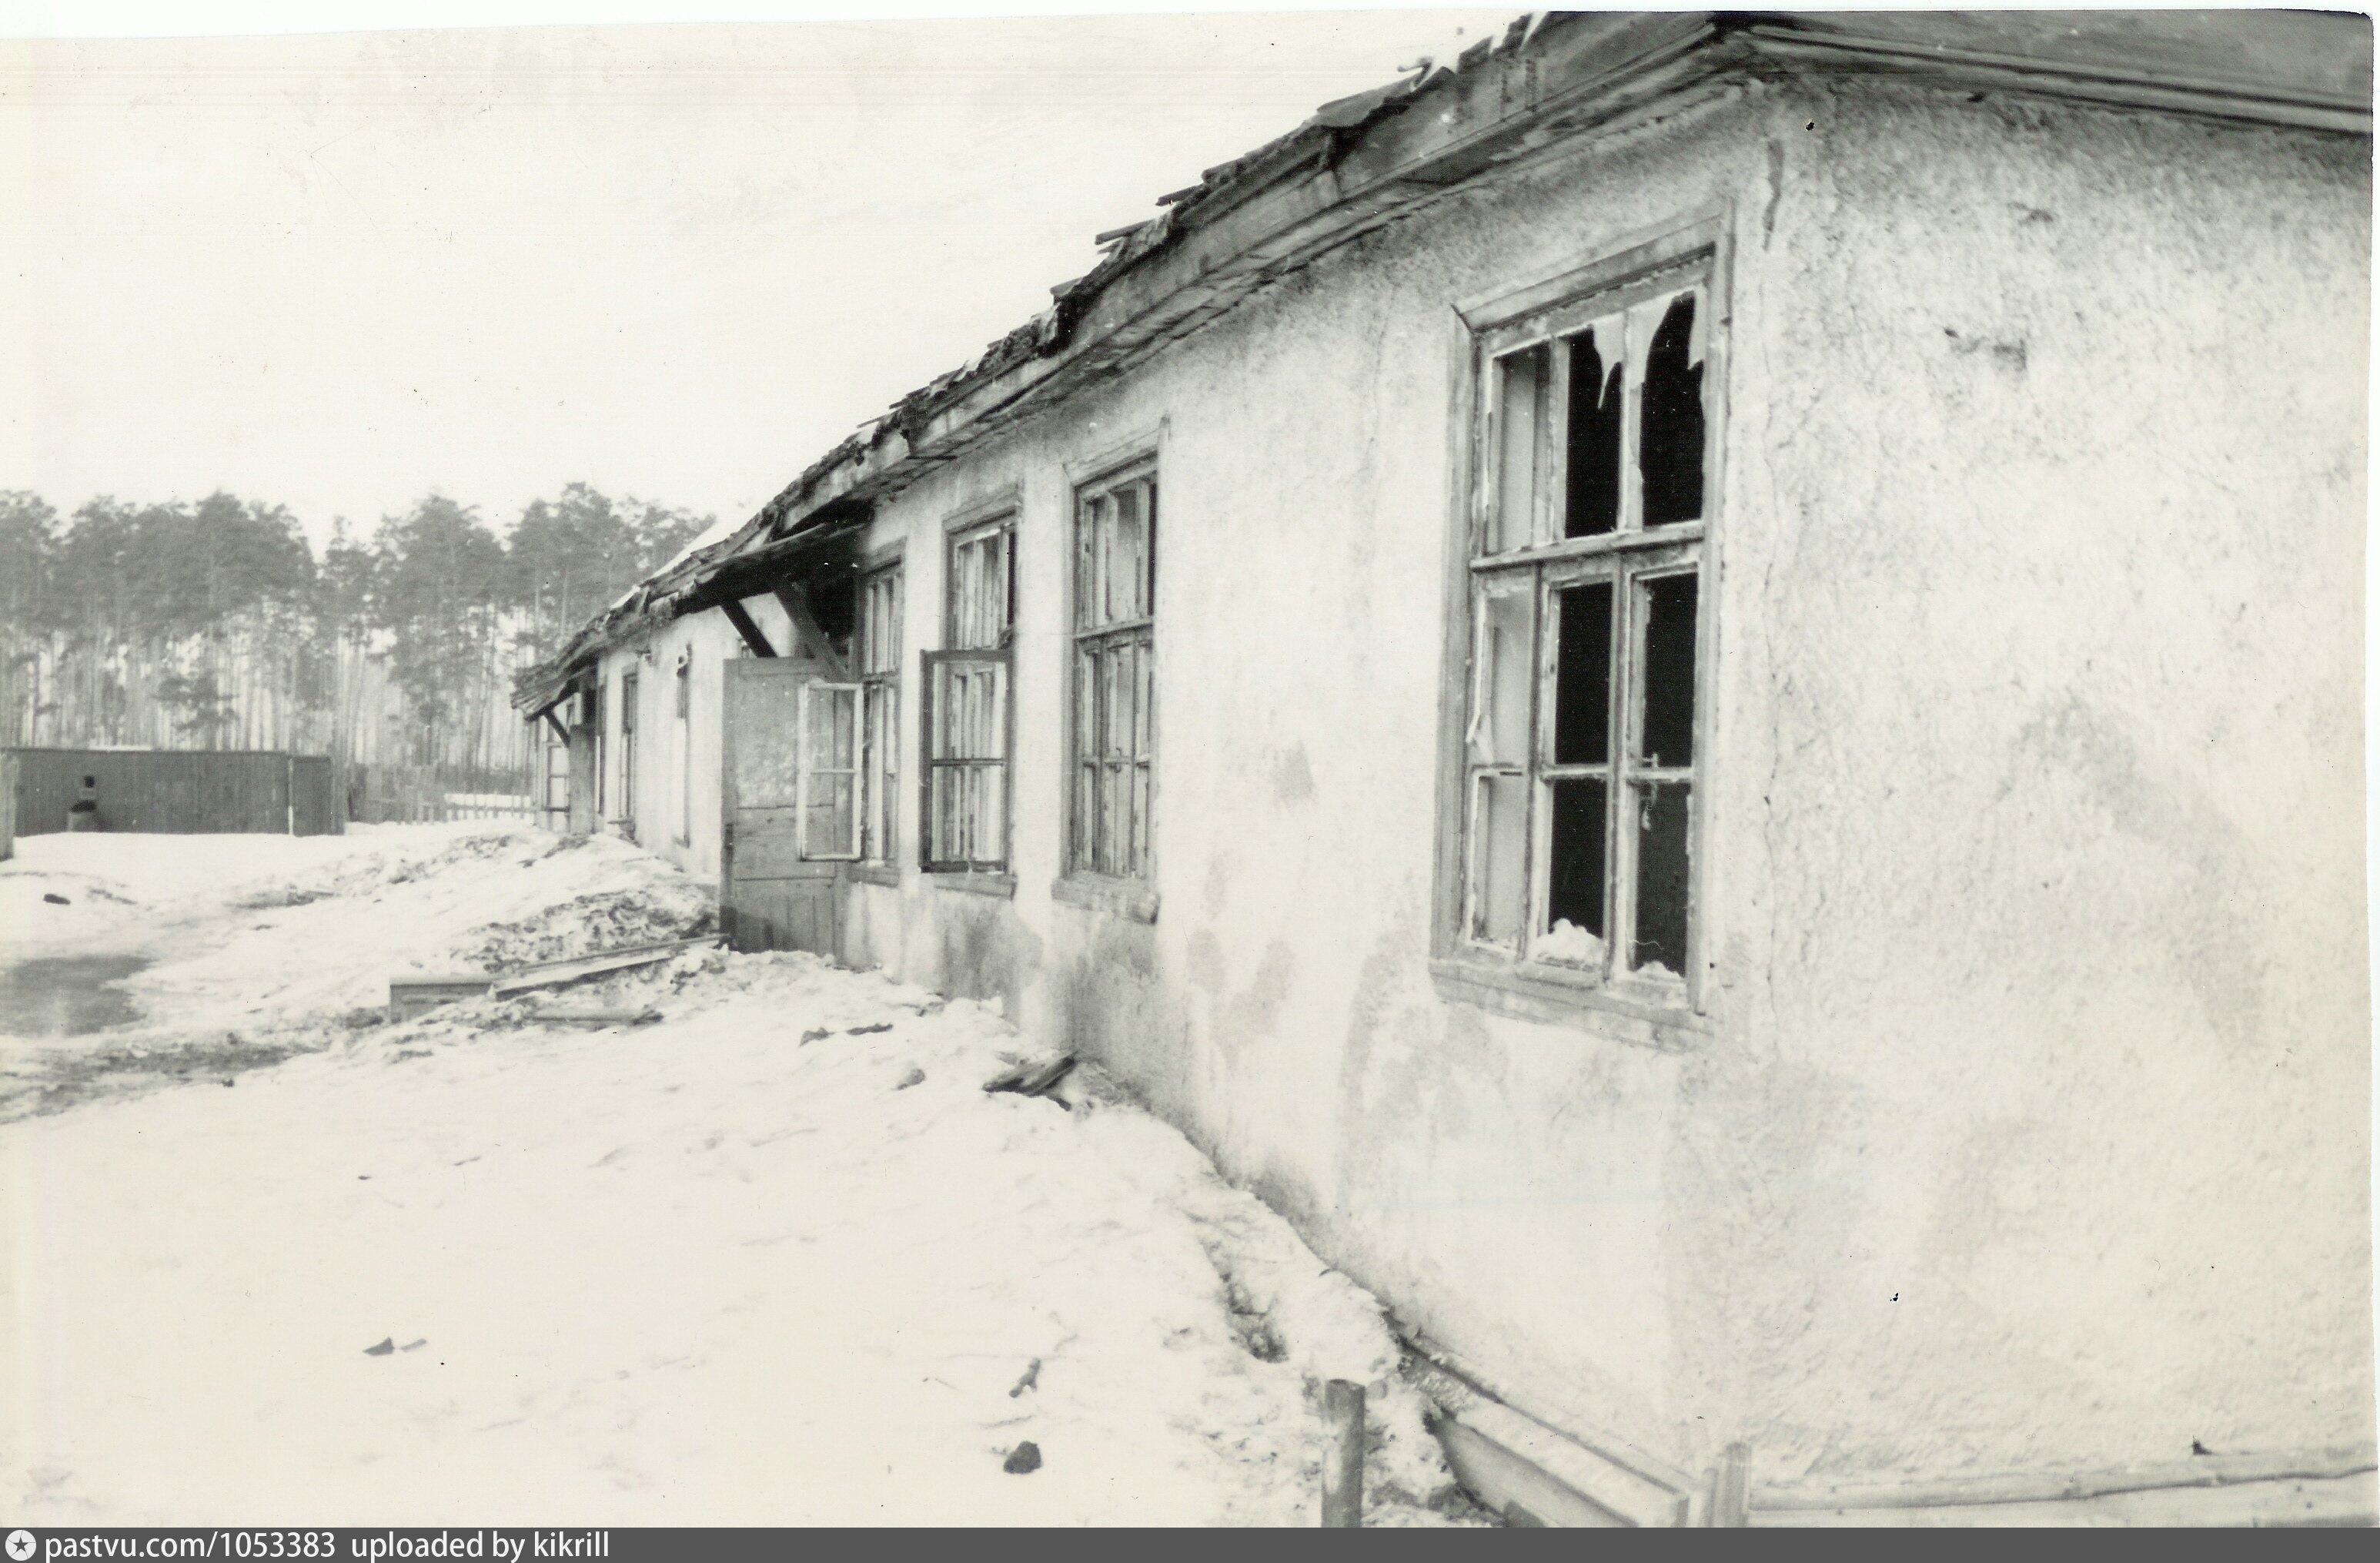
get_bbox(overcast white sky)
[0,4,1509,550]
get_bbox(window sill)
[849,862,901,889]
[930,871,1017,899]
[1429,956,1708,1049]
[1051,875,1158,924]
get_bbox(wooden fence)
[346,763,539,825]
[4,748,342,837]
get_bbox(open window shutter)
[797,680,863,861]
[920,650,1010,872]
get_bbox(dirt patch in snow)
[21,1030,317,1119]
[453,886,718,972]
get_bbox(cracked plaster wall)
[734,75,2369,1489]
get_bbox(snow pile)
[0,826,1485,1527]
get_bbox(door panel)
[722,659,842,956]
[567,728,598,834]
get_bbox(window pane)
[1132,763,1151,875]
[806,774,855,857]
[1467,771,1527,949]
[952,528,1012,648]
[930,768,955,861]
[1493,343,1547,553]
[831,687,859,768]
[1134,633,1153,758]
[864,686,897,862]
[1631,782,1690,978]
[861,571,901,675]
[1640,293,1706,527]
[1111,486,1142,623]
[1142,484,1157,614]
[1564,320,1623,537]
[1001,530,1016,635]
[1638,574,1697,768]
[1077,497,1102,630]
[981,764,1005,864]
[1552,581,1612,767]
[1470,585,1532,765]
[1108,644,1132,760]
[801,685,832,767]
[1095,764,1112,874]
[1539,776,1608,965]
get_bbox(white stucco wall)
[650,75,2371,1491]
[587,593,794,884]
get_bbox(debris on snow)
[489,937,723,997]
[1004,1441,1043,1474]
[983,1055,1075,1100]
[525,1008,661,1029]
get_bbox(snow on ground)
[0,825,1483,1526]
[0,827,715,1117]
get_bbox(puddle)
[0,954,151,1037]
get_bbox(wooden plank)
[1436,1418,1632,1528]
[1749,1470,2378,1528]
[1757,1445,2380,1512]
[526,1007,663,1027]
[1400,1351,1689,1527]
[387,974,495,1022]
[489,935,723,995]
[720,598,777,658]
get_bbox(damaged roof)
[515,7,2371,713]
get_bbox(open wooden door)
[565,725,597,834]
[721,658,860,954]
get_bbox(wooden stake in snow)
[1321,1378,1365,1528]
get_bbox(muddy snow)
[0,825,1482,1525]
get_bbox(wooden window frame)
[857,559,904,872]
[918,649,1014,875]
[797,680,863,862]
[617,667,640,843]
[1430,212,1730,1042]
[1061,458,1158,898]
[924,509,1016,876]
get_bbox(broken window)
[858,563,903,866]
[1069,465,1156,881]
[1459,263,1712,995]
[924,516,1015,872]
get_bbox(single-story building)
[515,11,2375,1525]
